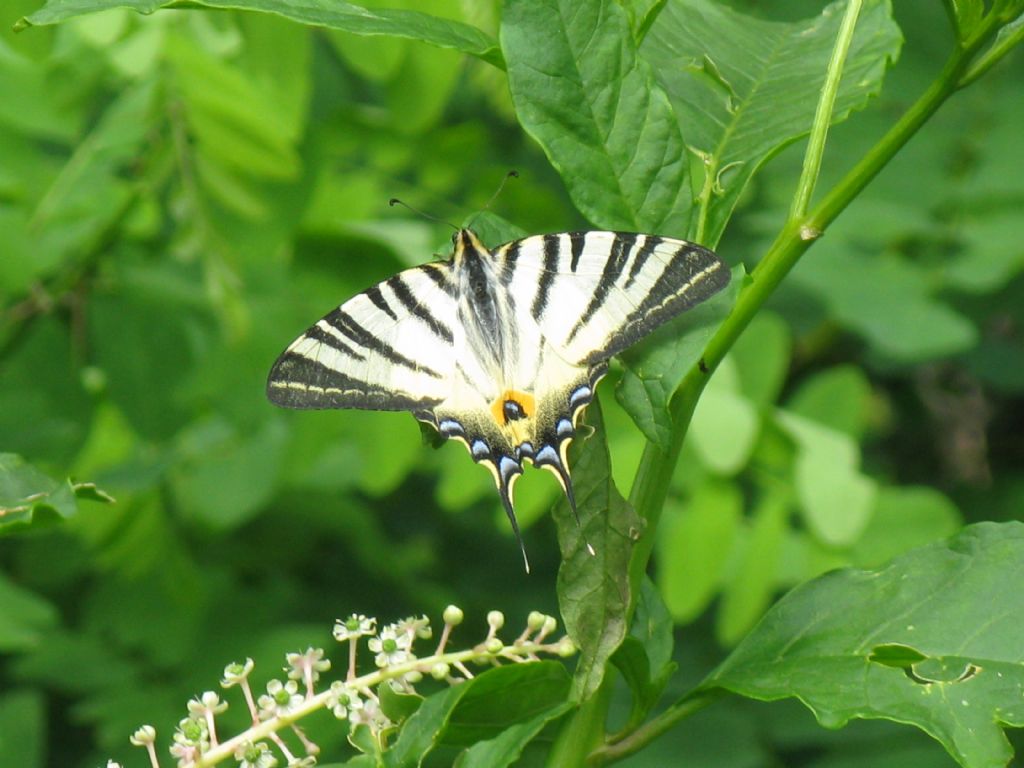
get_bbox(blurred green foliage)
[0,0,1022,766]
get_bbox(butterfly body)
[268,228,729,568]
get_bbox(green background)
[0,0,1021,765]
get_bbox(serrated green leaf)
[705,522,1024,768]
[17,0,503,67]
[501,0,693,234]
[643,0,902,244]
[615,265,742,449]
[0,453,113,533]
[554,400,639,701]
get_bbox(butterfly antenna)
[388,198,458,231]
[466,170,519,229]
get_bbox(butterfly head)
[451,228,488,261]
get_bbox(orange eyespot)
[490,390,536,426]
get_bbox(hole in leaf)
[869,644,981,685]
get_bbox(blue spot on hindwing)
[535,445,559,466]
[556,418,574,438]
[499,455,521,482]
[569,385,592,409]
[440,419,465,437]
[472,440,490,460]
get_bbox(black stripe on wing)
[530,234,561,323]
[267,352,441,411]
[304,323,366,361]
[416,263,457,299]
[386,273,454,344]
[583,241,729,365]
[365,285,398,321]
[329,309,443,379]
[624,234,661,289]
[566,232,636,345]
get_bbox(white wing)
[498,231,729,367]
[267,262,459,413]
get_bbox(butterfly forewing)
[267,263,459,412]
[500,231,729,367]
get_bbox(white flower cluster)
[119,606,574,768]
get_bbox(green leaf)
[658,477,741,622]
[555,400,640,701]
[716,490,788,645]
[706,522,1024,768]
[379,684,423,725]
[615,265,742,450]
[166,33,301,182]
[611,577,676,724]
[849,486,962,569]
[0,572,59,652]
[689,357,760,475]
[501,0,693,234]
[17,0,503,67]
[775,411,877,547]
[383,685,466,767]
[731,312,792,408]
[630,576,674,675]
[791,248,978,363]
[454,702,572,768]
[385,663,569,767]
[444,662,571,745]
[642,0,902,245]
[786,365,873,440]
[170,417,287,530]
[0,690,44,768]
[0,453,114,533]
[943,0,985,38]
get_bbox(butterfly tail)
[496,454,530,573]
[537,448,596,557]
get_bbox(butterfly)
[267,228,729,570]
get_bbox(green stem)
[586,689,724,766]
[627,0,1007,619]
[545,676,614,768]
[789,0,862,222]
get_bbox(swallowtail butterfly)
[268,228,729,570]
